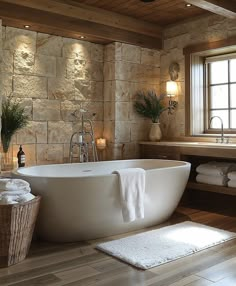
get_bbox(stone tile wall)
[161,15,236,139]
[103,43,161,159]
[2,27,104,165]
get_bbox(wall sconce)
[166,80,178,114]
[167,62,180,114]
[96,138,106,150]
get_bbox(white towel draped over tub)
[113,168,146,223]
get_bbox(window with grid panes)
[205,54,236,131]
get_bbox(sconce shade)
[166,81,178,97]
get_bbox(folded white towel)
[113,168,146,223]
[0,197,18,205]
[0,179,30,193]
[196,174,228,186]
[228,171,236,180]
[0,193,35,204]
[196,161,236,176]
[228,180,236,188]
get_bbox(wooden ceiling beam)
[185,0,236,19]
[0,2,162,50]
[0,0,162,38]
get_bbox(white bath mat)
[96,221,236,270]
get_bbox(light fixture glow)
[186,3,192,7]
[166,81,178,97]
[80,36,85,39]
[24,25,30,29]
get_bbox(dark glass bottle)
[17,145,25,168]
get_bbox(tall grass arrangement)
[134,90,168,123]
[1,97,29,153]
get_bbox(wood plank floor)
[1,206,236,286]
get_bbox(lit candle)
[96,138,106,150]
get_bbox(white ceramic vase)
[149,122,162,141]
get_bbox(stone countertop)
[139,141,236,149]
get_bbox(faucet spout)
[209,116,225,143]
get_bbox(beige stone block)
[74,80,91,101]
[104,43,115,62]
[15,52,56,77]
[14,50,34,74]
[104,102,115,121]
[13,75,47,98]
[91,81,103,101]
[82,102,104,121]
[37,33,63,57]
[131,122,150,141]
[141,48,160,67]
[4,27,36,53]
[122,142,139,159]
[114,81,135,101]
[90,62,103,81]
[56,57,67,78]
[115,102,130,121]
[48,121,73,144]
[15,98,33,120]
[16,121,47,144]
[90,44,104,62]
[115,121,131,143]
[37,144,64,164]
[104,42,122,62]
[63,143,70,162]
[122,43,141,63]
[115,61,160,83]
[104,81,115,101]
[2,74,13,97]
[61,100,81,121]
[48,78,75,100]
[107,142,125,160]
[33,54,56,77]
[104,62,115,81]
[13,144,36,167]
[63,38,91,60]
[33,99,61,121]
[103,121,115,142]
[2,50,13,73]
[92,121,104,139]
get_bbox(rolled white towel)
[196,174,228,186]
[228,171,236,180]
[0,179,30,195]
[196,161,236,176]
[228,180,236,188]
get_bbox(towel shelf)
[139,141,236,197]
[187,181,236,196]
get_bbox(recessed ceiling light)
[80,36,85,39]
[24,25,30,28]
[185,3,192,7]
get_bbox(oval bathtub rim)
[12,159,191,179]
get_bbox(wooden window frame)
[184,36,236,137]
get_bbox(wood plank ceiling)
[0,0,235,49]
[73,0,209,26]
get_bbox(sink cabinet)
[140,142,236,196]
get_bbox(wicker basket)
[0,196,41,267]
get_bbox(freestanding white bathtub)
[13,159,190,242]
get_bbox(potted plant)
[134,90,168,141]
[1,97,29,170]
